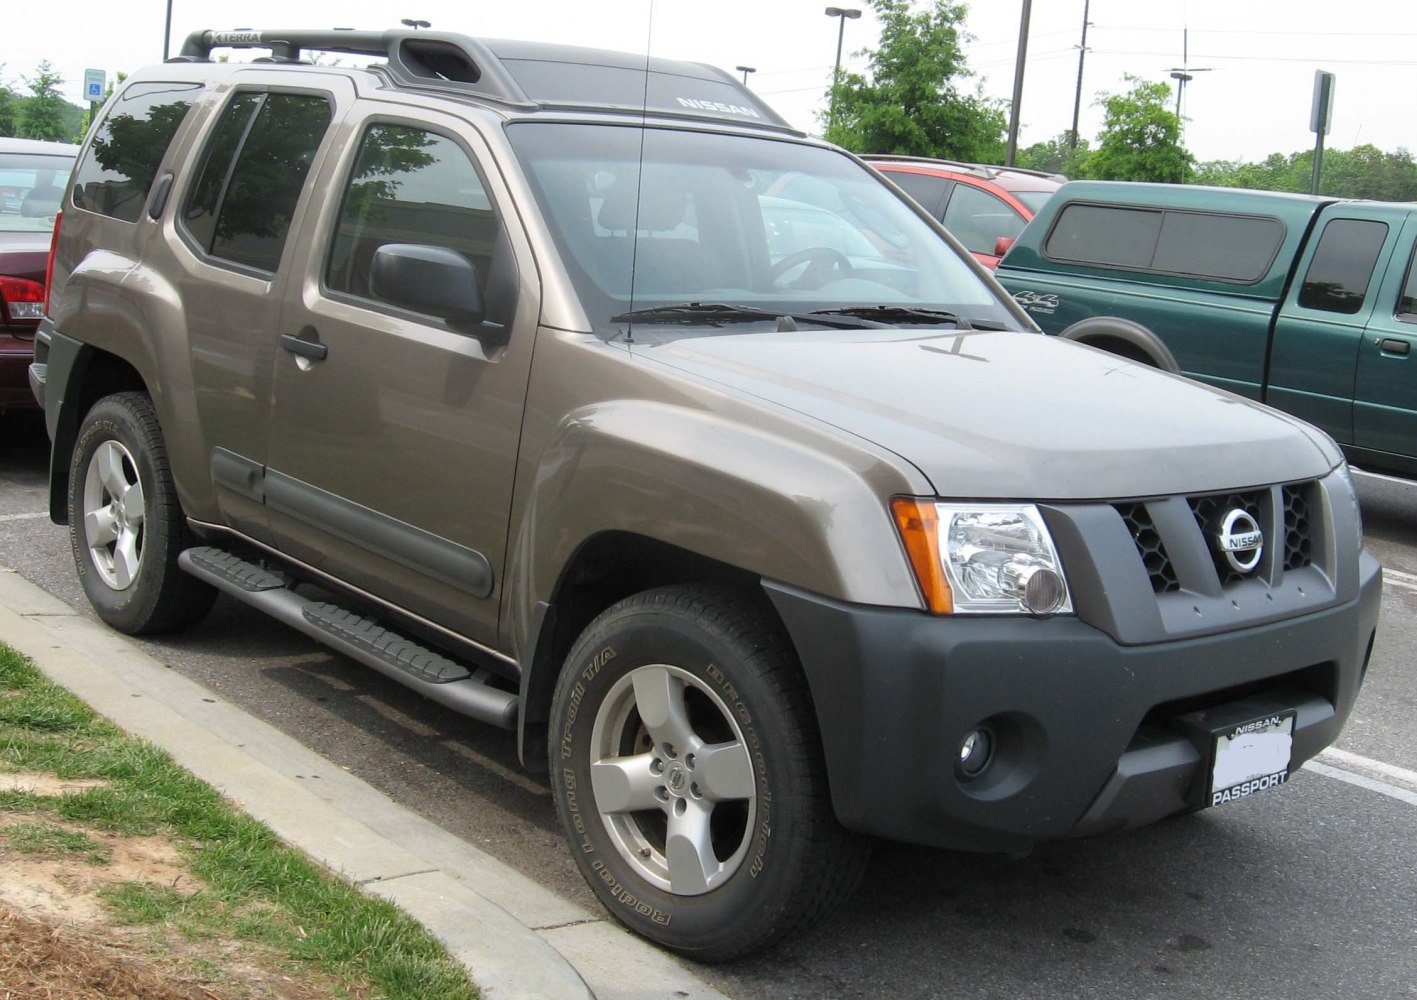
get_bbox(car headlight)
[892,500,1073,615]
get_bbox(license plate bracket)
[1175,703,1297,809]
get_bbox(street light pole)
[163,0,173,60]
[824,6,861,125]
[736,65,756,86]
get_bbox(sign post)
[1310,70,1335,195]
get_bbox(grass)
[0,642,479,1000]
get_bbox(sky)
[5,1,1412,164]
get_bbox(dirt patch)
[0,814,193,926]
[0,908,207,999]
[0,772,110,795]
[0,814,361,999]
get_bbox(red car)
[864,155,1062,269]
[1,137,76,411]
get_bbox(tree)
[1088,76,1193,183]
[823,0,1006,162]
[1191,145,1417,201]
[1016,131,1092,178]
[17,61,71,141]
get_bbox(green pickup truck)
[996,181,1417,479]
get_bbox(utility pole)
[1005,0,1032,167]
[1070,0,1090,149]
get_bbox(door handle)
[1379,338,1410,357]
[280,333,327,361]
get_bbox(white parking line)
[1383,567,1417,594]
[1304,760,1417,807]
[1317,747,1417,790]
[0,512,47,523]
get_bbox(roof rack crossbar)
[175,29,536,107]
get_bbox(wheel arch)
[516,531,774,771]
[1058,316,1181,374]
[45,340,148,524]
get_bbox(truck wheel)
[549,584,869,961]
[68,392,216,635]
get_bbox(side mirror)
[994,235,1017,258]
[370,243,485,326]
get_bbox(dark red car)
[864,155,1062,269]
[1,137,76,410]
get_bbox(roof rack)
[861,153,1067,183]
[176,29,537,107]
[173,29,798,133]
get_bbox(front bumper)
[765,550,1381,853]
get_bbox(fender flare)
[1058,317,1181,375]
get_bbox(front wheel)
[68,392,216,634]
[549,585,869,961]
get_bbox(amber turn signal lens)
[891,497,953,614]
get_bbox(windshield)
[506,123,1021,335]
[0,151,75,233]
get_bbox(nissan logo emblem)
[1216,508,1264,574]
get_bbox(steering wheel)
[769,246,853,288]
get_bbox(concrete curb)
[0,567,728,1000]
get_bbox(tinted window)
[71,82,200,223]
[883,171,950,215]
[1151,212,1283,281]
[327,124,508,321]
[943,184,1025,255]
[1047,203,1283,282]
[1298,218,1388,315]
[182,92,332,272]
[1046,204,1161,267]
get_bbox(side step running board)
[178,547,518,729]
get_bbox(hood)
[635,329,1339,500]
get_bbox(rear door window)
[181,91,333,273]
[883,171,951,217]
[1297,218,1389,314]
[71,82,201,222]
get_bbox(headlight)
[892,500,1073,615]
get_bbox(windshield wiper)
[611,302,886,330]
[810,306,974,328]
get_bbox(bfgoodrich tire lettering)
[549,584,869,961]
[68,392,216,635]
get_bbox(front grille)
[1189,490,1266,586]
[1282,484,1313,571]
[1116,480,1318,595]
[1117,502,1179,593]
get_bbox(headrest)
[597,171,688,233]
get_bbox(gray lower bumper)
[765,552,1382,853]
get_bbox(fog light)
[958,728,993,779]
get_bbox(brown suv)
[31,27,1379,961]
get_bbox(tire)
[549,584,870,961]
[68,392,216,635]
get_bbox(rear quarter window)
[1045,203,1284,283]
[71,82,201,223]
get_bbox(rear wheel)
[68,392,215,634]
[549,584,869,961]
